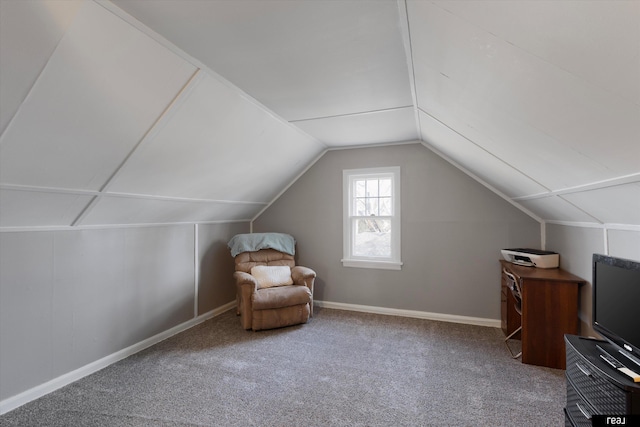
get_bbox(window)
[342,167,402,270]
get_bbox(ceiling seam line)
[103,192,268,205]
[71,68,203,227]
[251,148,329,223]
[0,184,101,196]
[289,105,415,123]
[396,0,422,138]
[556,194,605,224]
[97,69,202,195]
[0,183,268,205]
[326,139,422,152]
[69,195,100,228]
[0,219,253,234]
[417,106,551,193]
[545,221,640,232]
[512,173,640,201]
[0,1,83,145]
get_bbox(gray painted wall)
[0,222,247,402]
[198,222,248,314]
[253,143,540,320]
[546,225,640,337]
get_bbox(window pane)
[367,179,379,197]
[379,197,392,216]
[353,218,391,257]
[366,197,378,216]
[355,180,366,198]
[355,198,366,216]
[379,178,392,197]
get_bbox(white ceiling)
[0,0,638,229]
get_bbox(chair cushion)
[251,265,293,289]
[252,285,312,311]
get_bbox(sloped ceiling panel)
[0,0,197,191]
[102,72,325,204]
[111,0,416,143]
[0,0,84,134]
[432,0,640,107]
[518,196,600,224]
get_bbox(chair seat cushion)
[252,285,312,311]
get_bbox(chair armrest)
[233,271,258,290]
[292,266,315,318]
[291,266,316,284]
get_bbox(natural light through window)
[342,167,402,270]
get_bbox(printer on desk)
[501,248,559,268]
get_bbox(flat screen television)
[592,253,640,368]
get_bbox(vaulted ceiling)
[1,0,638,230]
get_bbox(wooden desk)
[500,260,585,369]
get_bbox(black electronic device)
[592,254,640,369]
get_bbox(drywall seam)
[545,221,640,232]
[71,69,203,227]
[251,147,329,222]
[0,184,102,196]
[0,184,268,206]
[0,1,86,143]
[289,105,414,123]
[512,172,640,201]
[396,0,422,138]
[556,195,604,224]
[0,220,250,233]
[326,138,421,151]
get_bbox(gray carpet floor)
[0,307,565,426]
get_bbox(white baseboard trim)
[0,301,236,415]
[315,300,501,328]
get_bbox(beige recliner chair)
[229,233,315,331]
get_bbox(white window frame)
[342,166,402,270]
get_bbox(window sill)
[341,259,403,270]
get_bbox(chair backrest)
[504,269,523,307]
[234,249,295,273]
